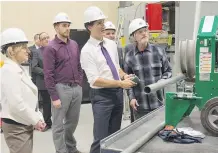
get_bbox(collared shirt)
[124,43,172,110]
[43,35,83,101]
[80,36,120,89]
[35,45,40,49]
[40,46,45,50]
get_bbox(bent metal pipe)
[144,74,186,94]
[121,122,165,153]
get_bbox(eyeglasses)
[41,36,50,41]
[95,20,104,25]
[137,28,149,34]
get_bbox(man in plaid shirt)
[124,18,172,120]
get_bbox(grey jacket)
[31,48,46,90]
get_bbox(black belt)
[91,87,122,92]
[62,82,78,87]
[2,118,27,126]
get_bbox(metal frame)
[101,106,165,153]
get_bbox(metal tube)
[193,1,202,40]
[175,1,181,75]
[144,74,186,93]
[121,122,165,153]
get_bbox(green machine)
[145,16,218,136]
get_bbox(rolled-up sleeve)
[43,46,59,101]
[80,50,99,86]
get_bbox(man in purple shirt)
[43,12,83,153]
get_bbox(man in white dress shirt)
[80,6,136,153]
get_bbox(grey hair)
[2,43,27,58]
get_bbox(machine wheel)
[179,40,188,74]
[201,98,218,136]
[186,40,196,80]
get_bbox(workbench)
[101,106,218,153]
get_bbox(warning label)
[199,52,212,73]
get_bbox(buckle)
[69,83,74,86]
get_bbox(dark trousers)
[133,108,155,121]
[130,106,135,123]
[90,88,123,153]
[39,90,52,127]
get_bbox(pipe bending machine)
[100,16,218,153]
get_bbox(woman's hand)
[35,120,46,131]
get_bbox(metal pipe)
[144,74,186,94]
[174,1,181,75]
[121,122,165,153]
[193,1,202,40]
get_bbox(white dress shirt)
[81,36,120,89]
[0,59,43,126]
[35,44,40,49]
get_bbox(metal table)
[101,107,218,153]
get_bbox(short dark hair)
[84,21,95,33]
[53,22,71,28]
[34,34,40,40]
[53,23,60,27]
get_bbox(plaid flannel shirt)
[124,43,172,110]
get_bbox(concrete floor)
[1,104,130,153]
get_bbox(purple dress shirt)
[43,35,83,101]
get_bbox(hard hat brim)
[130,25,148,36]
[53,21,71,24]
[84,15,107,24]
[1,41,29,50]
[104,28,116,31]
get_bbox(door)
[70,29,90,103]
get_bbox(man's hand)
[130,99,139,111]
[35,120,46,131]
[119,80,136,89]
[52,99,62,108]
[124,74,135,80]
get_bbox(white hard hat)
[129,18,149,36]
[53,12,71,24]
[84,6,107,23]
[1,28,29,49]
[104,21,116,30]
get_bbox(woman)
[0,28,46,153]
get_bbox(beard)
[139,37,148,44]
[60,31,69,38]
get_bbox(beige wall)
[1,1,119,43]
